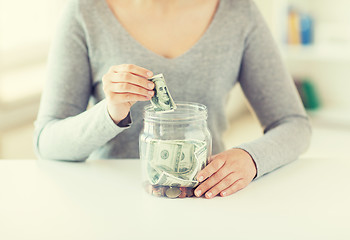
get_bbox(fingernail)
[147,72,153,77]
[198,176,204,182]
[148,91,154,96]
[195,190,202,197]
[148,83,154,89]
[222,191,226,197]
[206,192,212,198]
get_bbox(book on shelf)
[287,7,313,46]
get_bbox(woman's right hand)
[102,64,155,125]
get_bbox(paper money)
[194,144,207,171]
[156,171,198,188]
[144,139,207,189]
[148,140,200,178]
[149,73,177,112]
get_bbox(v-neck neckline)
[101,0,224,62]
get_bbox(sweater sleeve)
[33,0,131,161]
[235,0,312,178]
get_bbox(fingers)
[108,82,154,98]
[195,172,245,199]
[193,149,256,199]
[109,64,153,78]
[194,156,227,197]
[196,156,225,183]
[103,64,155,104]
[194,162,232,198]
[220,179,246,197]
[205,173,241,198]
[108,93,150,103]
[103,72,155,90]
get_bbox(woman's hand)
[102,64,155,124]
[194,148,257,198]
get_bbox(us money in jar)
[139,74,212,198]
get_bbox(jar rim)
[143,101,208,123]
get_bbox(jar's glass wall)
[140,102,212,198]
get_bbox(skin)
[102,64,155,124]
[195,149,256,198]
[102,0,257,198]
[106,0,219,59]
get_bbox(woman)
[34,0,311,198]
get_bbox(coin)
[165,187,181,198]
[186,188,194,197]
[178,187,187,198]
[152,186,164,197]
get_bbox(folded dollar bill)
[149,73,177,112]
[145,139,207,188]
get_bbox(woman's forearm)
[34,100,130,161]
[237,116,311,178]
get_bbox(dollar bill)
[177,143,196,174]
[144,139,207,188]
[149,73,177,112]
[194,144,208,171]
[156,171,199,188]
[147,140,183,173]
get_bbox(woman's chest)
[89,0,246,102]
[106,0,219,59]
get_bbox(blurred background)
[0,0,349,159]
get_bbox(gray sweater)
[34,0,311,178]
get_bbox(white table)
[0,158,349,240]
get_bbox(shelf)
[255,0,350,62]
[281,44,350,62]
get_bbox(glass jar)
[139,102,212,198]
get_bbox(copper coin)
[186,188,194,197]
[178,187,187,198]
[152,186,164,197]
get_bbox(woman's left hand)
[194,148,257,199]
